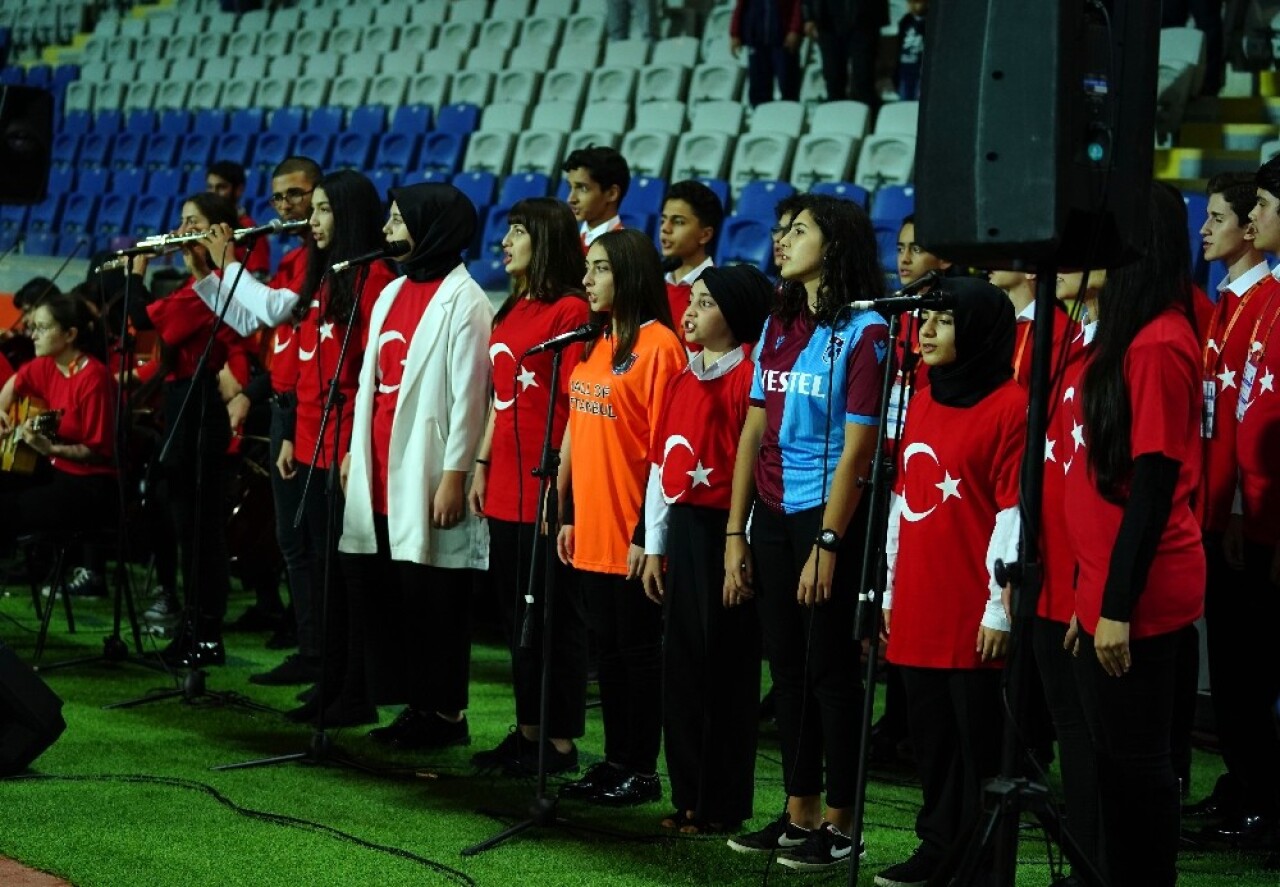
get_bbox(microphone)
[850,292,957,313]
[850,270,946,311]
[524,322,602,356]
[330,241,409,274]
[232,218,309,240]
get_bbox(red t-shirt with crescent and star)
[649,356,754,512]
[370,277,443,515]
[486,294,590,523]
[1234,291,1280,545]
[266,245,310,395]
[288,261,396,470]
[887,379,1026,670]
[1061,309,1205,639]
[13,354,117,477]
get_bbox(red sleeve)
[243,237,271,276]
[646,332,690,454]
[994,388,1028,510]
[1126,321,1199,461]
[846,322,889,421]
[146,289,208,350]
[0,351,13,389]
[74,364,116,458]
[730,0,744,38]
[134,358,160,384]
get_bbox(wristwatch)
[815,528,841,552]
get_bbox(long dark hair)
[774,193,884,326]
[585,229,673,370]
[493,197,585,326]
[297,170,387,323]
[33,290,106,361]
[180,192,238,267]
[1083,181,1196,501]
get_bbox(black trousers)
[579,570,663,774]
[160,377,229,632]
[341,513,472,713]
[1031,617,1101,869]
[817,26,879,104]
[900,666,1002,861]
[1204,532,1280,816]
[751,499,865,808]
[270,402,314,650]
[1075,628,1181,887]
[745,45,801,106]
[487,518,587,738]
[662,505,762,824]
[0,466,117,539]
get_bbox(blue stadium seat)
[125,110,156,135]
[736,181,795,222]
[1182,190,1209,287]
[77,167,110,195]
[870,184,915,226]
[874,224,899,275]
[436,103,480,137]
[25,65,51,88]
[621,211,656,241]
[146,168,182,197]
[47,166,74,194]
[94,110,123,135]
[110,168,147,195]
[52,65,80,91]
[694,177,730,209]
[420,132,466,176]
[157,110,192,137]
[621,176,666,218]
[332,132,376,170]
[131,195,173,237]
[110,133,146,169]
[307,106,344,136]
[350,104,387,134]
[192,110,227,137]
[499,172,550,205]
[51,133,80,167]
[0,66,23,86]
[143,133,181,170]
[468,257,509,290]
[27,195,65,231]
[293,133,334,168]
[61,110,92,137]
[24,232,60,257]
[476,202,511,258]
[182,134,216,172]
[79,133,112,167]
[390,104,433,136]
[183,169,207,195]
[217,133,255,166]
[417,171,452,185]
[556,178,570,202]
[61,194,99,238]
[367,169,400,197]
[229,108,265,136]
[372,133,420,174]
[717,216,772,271]
[452,171,496,210]
[267,107,305,136]
[0,205,27,246]
[96,194,134,240]
[812,181,869,207]
[253,132,295,171]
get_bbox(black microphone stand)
[925,270,1105,887]
[37,263,162,675]
[108,239,273,713]
[462,342,624,856]
[215,265,379,773]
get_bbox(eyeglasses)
[269,187,314,206]
[27,322,59,335]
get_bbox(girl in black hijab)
[339,182,494,750]
[877,277,1027,885]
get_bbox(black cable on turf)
[3,773,477,886]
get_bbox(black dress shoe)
[1207,813,1277,847]
[1182,795,1236,820]
[560,761,625,799]
[592,771,661,806]
[368,708,428,745]
[158,633,225,669]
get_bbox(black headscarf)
[927,277,1016,408]
[387,183,477,283]
[699,264,772,347]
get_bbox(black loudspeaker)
[0,85,54,205]
[0,640,66,776]
[914,0,1159,269]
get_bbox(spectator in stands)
[896,214,950,287]
[892,0,926,100]
[206,160,270,280]
[606,0,657,41]
[561,146,631,250]
[803,0,889,105]
[660,179,724,335]
[731,0,804,106]
[1162,0,1224,96]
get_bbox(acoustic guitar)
[1,397,62,474]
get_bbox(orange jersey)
[568,321,687,575]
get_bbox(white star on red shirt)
[687,460,713,487]
[319,322,334,342]
[1071,419,1086,451]
[1218,367,1237,390]
[1260,369,1275,394]
[935,471,962,502]
[1045,437,1056,463]
[516,366,537,390]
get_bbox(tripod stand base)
[462,796,639,856]
[213,728,381,773]
[103,667,277,713]
[35,634,167,675]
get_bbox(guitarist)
[0,291,117,537]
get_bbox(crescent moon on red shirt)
[376,330,407,394]
[660,434,694,504]
[490,342,516,411]
[273,330,291,353]
[900,441,939,523]
[297,337,316,362]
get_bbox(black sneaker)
[513,741,579,777]
[472,730,530,771]
[248,653,322,686]
[875,845,938,887]
[726,813,812,854]
[388,711,470,750]
[778,822,864,871]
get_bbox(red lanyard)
[1202,280,1261,375]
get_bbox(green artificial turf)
[0,572,1271,887]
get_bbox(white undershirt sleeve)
[643,464,670,556]
[982,506,1020,631]
[882,493,903,611]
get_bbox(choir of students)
[9,144,1280,883]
